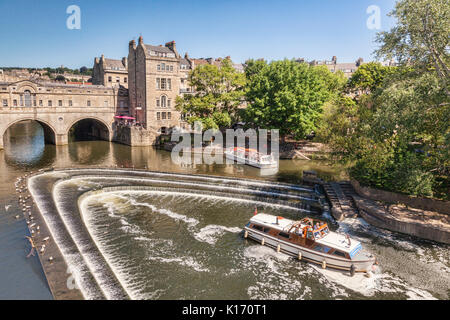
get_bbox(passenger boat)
[244,213,377,275]
[224,147,278,169]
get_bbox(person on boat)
[314,223,320,230]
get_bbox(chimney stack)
[122,57,128,69]
[356,57,364,67]
[129,40,136,50]
[138,36,144,46]
[165,41,179,58]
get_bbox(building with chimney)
[308,56,365,78]
[127,36,195,135]
[92,55,128,88]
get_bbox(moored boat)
[244,213,377,275]
[224,147,278,169]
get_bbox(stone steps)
[323,181,359,220]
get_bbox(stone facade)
[128,37,191,139]
[308,56,364,78]
[0,80,116,149]
[1,38,245,147]
[92,55,128,88]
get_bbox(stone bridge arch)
[1,117,58,149]
[0,112,115,150]
[66,116,113,142]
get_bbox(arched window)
[24,90,32,107]
[161,95,167,108]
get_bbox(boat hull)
[244,227,375,273]
[225,153,278,169]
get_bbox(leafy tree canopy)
[175,58,246,130]
[347,62,397,93]
[375,0,450,94]
[243,59,342,139]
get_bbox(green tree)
[175,58,246,130]
[347,62,396,93]
[244,59,267,80]
[243,59,339,140]
[320,0,450,198]
[375,0,450,94]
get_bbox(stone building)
[0,80,117,110]
[0,79,117,148]
[1,38,245,147]
[128,37,191,136]
[92,55,128,88]
[308,56,364,78]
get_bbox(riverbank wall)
[350,179,450,215]
[353,195,450,244]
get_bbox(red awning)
[115,116,135,120]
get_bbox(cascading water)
[26,169,449,300]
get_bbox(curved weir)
[27,168,448,300]
[28,168,321,299]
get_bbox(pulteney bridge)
[0,80,117,149]
[0,106,114,149]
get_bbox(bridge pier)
[55,133,68,146]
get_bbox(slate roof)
[104,58,126,70]
[145,45,174,54]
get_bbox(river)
[0,121,448,300]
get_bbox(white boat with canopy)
[224,147,278,169]
[244,213,377,275]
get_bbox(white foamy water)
[53,180,131,300]
[193,225,242,245]
[29,170,448,300]
[147,256,209,273]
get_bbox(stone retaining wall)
[351,179,450,215]
[112,124,156,146]
[353,196,450,244]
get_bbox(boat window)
[278,232,290,239]
[313,245,332,253]
[349,243,362,259]
[263,227,271,233]
[252,225,264,231]
[332,250,346,258]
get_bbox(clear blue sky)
[0,0,397,69]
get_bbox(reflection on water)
[3,121,56,168]
[0,121,348,299]
[2,121,347,184]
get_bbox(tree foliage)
[321,67,449,198]
[375,0,450,94]
[347,62,396,93]
[243,60,341,139]
[175,58,246,130]
[319,0,450,199]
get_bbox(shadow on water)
[3,121,56,169]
